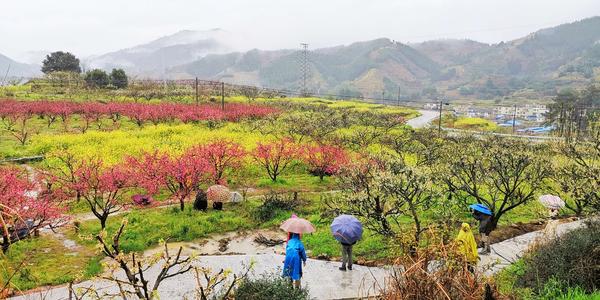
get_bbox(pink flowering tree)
[187,140,246,184]
[303,144,349,181]
[128,151,209,211]
[125,151,168,196]
[164,153,210,211]
[253,138,299,182]
[71,160,131,229]
[0,167,64,252]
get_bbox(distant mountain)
[168,17,600,100]
[75,16,600,100]
[0,53,40,79]
[85,29,243,75]
[410,39,491,66]
[169,38,443,97]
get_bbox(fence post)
[438,101,443,134]
[221,82,225,110]
[512,105,517,134]
[195,77,199,105]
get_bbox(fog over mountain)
[0,53,40,79]
[160,17,600,100]
[84,29,246,74]
[2,16,599,100]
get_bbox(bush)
[534,278,600,300]
[234,274,309,300]
[110,68,128,89]
[381,234,499,300]
[84,69,109,88]
[518,220,600,294]
[253,191,300,221]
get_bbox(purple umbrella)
[331,215,363,244]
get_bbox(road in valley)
[406,110,438,128]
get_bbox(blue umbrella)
[331,215,363,244]
[469,203,492,216]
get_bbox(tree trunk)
[1,232,9,253]
[490,215,499,232]
[180,198,185,211]
[100,216,108,230]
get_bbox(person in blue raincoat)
[282,233,307,288]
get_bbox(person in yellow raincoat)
[455,223,479,272]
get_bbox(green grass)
[495,260,600,300]
[260,97,418,118]
[74,202,258,252]
[439,116,500,132]
[0,236,102,291]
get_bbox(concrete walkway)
[11,219,587,300]
[479,218,585,275]
[11,254,387,300]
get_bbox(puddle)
[144,229,287,257]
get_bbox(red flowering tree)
[125,151,168,196]
[187,140,246,184]
[303,144,349,181]
[0,167,64,252]
[0,102,35,146]
[128,151,209,211]
[71,160,131,229]
[253,138,299,182]
[164,153,210,211]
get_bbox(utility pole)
[397,86,401,106]
[300,43,309,97]
[221,82,225,110]
[382,90,385,103]
[195,77,199,105]
[438,100,443,134]
[559,103,564,137]
[512,105,517,134]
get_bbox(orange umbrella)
[280,215,315,234]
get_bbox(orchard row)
[0,138,349,249]
[0,100,279,144]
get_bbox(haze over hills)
[2,17,599,99]
[0,53,40,79]
[84,28,244,75]
[167,17,600,100]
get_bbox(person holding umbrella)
[538,195,565,240]
[331,214,363,271]
[469,203,493,254]
[280,214,315,288]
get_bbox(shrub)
[381,233,499,300]
[536,278,600,300]
[109,68,128,89]
[84,69,109,88]
[518,220,600,294]
[253,191,300,221]
[234,274,309,300]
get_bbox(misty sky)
[2,0,599,61]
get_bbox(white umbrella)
[539,194,565,210]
